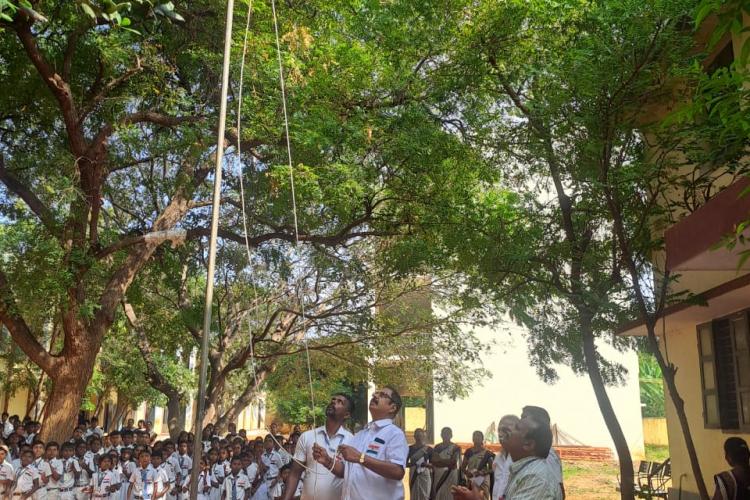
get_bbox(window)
[698,311,750,430]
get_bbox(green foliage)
[639,353,666,418]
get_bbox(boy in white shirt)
[12,448,41,498]
[221,457,252,500]
[0,445,14,498]
[128,450,165,500]
[45,442,64,500]
[58,443,77,500]
[88,454,119,498]
[119,448,136,500]
[196,458,213,500]
[30,441,50,499]
[176,441,192,499]
[72,441,90,500]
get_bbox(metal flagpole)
[189,0,234,498]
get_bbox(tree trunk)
[580,319,635,500]
[40,352,95,443]
[166,391,186,441]
[214,369,269,433]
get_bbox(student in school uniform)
[72,441,91,500]
[208,448,225,500]
[0,445,14,498]
[153,452,171,498]
[255,436,283,500]
[196,458,213,500]
[161,447,178,500]
[88,455,119,499]
[221,456,252,500]
[30,441,50,500]
[45,442,64,500]
[128,449,164,500]
[58,443,77,500]
[312,386,409,500]
[176,441,192,499]
[12,449,41,499]
[119,448,136,500]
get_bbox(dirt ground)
[564,461,622,500]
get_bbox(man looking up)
[520,406,564,499]
[281,393,354,500]
[313,386,408,500]
[452,415,561,500]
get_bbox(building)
[618,20,750,499]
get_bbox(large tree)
[0,0,485,442]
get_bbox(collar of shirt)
[316,425,347,440]
[368,418,393,430]
[509,456,539,474]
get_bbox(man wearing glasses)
[312,386,408,500]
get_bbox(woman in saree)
[407,428,433,500]
[462,431,494,500]
[430,427,461,500]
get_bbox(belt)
[93,495,110,498]
[266,476,278,480]
[59,487,74,492]
[48,487,60,491]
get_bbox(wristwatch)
[359,452,366,464]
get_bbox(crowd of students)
[0,413,304,500]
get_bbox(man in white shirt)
[84,417,104,440]
[492,415,520,500]
[313,386,409,500]
[282,393,354,500]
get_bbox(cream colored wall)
[434,321,645,458]
[2,389,30,418]
[661,324,750,497]
[642,418,669,446]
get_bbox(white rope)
[269,0,318,433]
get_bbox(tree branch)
[0,155,59,236]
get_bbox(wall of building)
[433,321,645,458]
[642,418,669,446]
[662,324,749,499]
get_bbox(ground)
[563,445,670,499]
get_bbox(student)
[221,456,252,500]
[85,418,104,440]
[0,445,14,498]
[128,449,162,500]
[108,432,123,454]
[119,448,136,500]
[209,448,225,500]
[161,447,178,500]
[272,464,293,500]
[176,440,192,499]
[151,451,171,500]
[257,436,283,500]
[196,458,212,500]
[73,441,90,500]
[312,386,409,500]
[121,432,135,451]
[30,440,50,499]
[88,454,119,499]
[12,448,41,499]
[58,443,77,500]
[240,453,258,487]
[46,445,61,498]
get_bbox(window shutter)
[714,318,740,429]
[731,312,750,429]
[698,322,720,427]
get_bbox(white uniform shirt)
[177,454,192,487]
[121,461,136,490]
[341,418,408,500]
[129,465,161,499]
[47,458,64,490]
[212,462,226,490]
[221,472,251,500]
[1,421,13,439]
[60,458,77,489]
[0,461,14,494]
[260,451,282,481]
[13,464,39,494]
[72,456,90,487]
[90,470,117,497]
[196,471,212,500]
[294,425,352,500]
[244,463,258,484]
[32,458,51,490]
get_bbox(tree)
[0,0,485,442]
[385,1,701,498]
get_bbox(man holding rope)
[312,386,408,500]
[281,393,354,500]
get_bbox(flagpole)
[189,0,234,498]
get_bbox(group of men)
[0,387,563,500]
